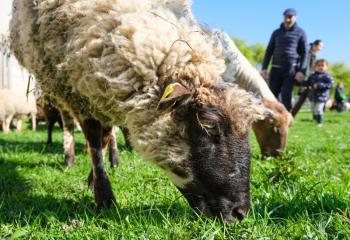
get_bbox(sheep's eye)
[206,125,220,137]
[196,112,221,136]
[201,122,215,129]
[199,120,220,136]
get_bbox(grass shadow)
[0,155,190,227]
[0,138,86,156]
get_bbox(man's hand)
[294,71,304,82]
[260,69,268,80]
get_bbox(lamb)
[161,0,293,156]
[11,0,269,222]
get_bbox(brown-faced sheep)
[163,0,293,156]
[11,0,268,222]
[213,31,293,156]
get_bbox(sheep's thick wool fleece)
[10,0,229,164]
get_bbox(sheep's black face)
[158,83,254,222]
[176,104,251,223]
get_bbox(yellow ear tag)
[160,84,174,102]
[157,84,176,112]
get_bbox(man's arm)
[297,30,308,74]
[261,31,275,70]
[294,29,307,82]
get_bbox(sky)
[1,0,350,66]
[192,0,350,67]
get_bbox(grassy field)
[0,111,349,239]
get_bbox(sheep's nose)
[223,206,248,223]
[231,206,247,220]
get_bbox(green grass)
[1,111,349,239]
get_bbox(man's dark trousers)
[269,65,296,111]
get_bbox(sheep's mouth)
[178,189,248,223]
[191,198,248,222]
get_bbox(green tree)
[250,43,266,67]
[232,37,266,68]
[232,37,255,64]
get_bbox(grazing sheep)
[0,84,37,134]
[1,36,37,133]
[11,0,268,222]
[163,0,293,156]
[211,31,293,156]
[214,32,293,156]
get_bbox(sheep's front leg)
[2,115,13,134]
[108,126,119,168]
[60,110,75,167]
[31,112,36,131]
[83,119,115,207]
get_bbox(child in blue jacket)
[308,59,334,126]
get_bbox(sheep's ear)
[157,83,192,113]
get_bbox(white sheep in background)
[0,87,37,133]
[0,36,37,133]
[11,0,270,222]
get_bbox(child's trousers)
[311,101,326,124]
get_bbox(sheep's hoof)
[95,188,116,208]
[109,150,120,168]
[87,170,94,191]
[88,170,116,208]
[110,162,119,169]
[65,161,74,168]
[109,157,119,168]
[64,155,74,167]
[96,195,116,209]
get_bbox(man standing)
[261,8,307,111]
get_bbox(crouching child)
[308,59,334,126]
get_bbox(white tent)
[0,34,33,91]
[0,0,34,91]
